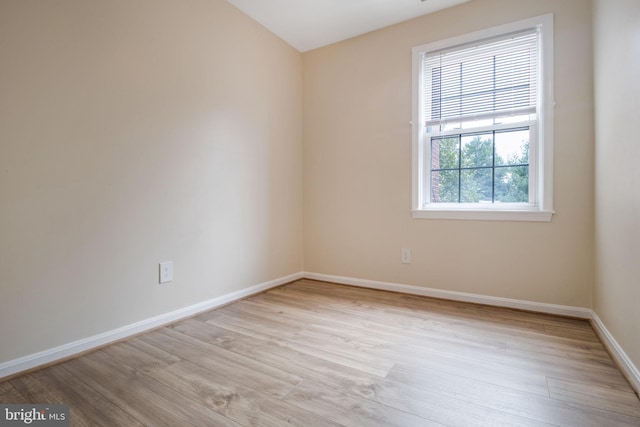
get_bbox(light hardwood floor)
[2,279,640,426]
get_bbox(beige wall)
[593,0,640,372]
[303,0,594,307]
[0,0,303,364]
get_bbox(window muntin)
[411,15,554,221]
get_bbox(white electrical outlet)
[401,248,411,264]
[159,261,173,284]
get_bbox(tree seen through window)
[431,129,529,204]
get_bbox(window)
[412,15,554,221]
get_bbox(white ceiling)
[226,0,471,52]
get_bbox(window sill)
[412,208,554,222]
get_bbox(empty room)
[1,0,639,425]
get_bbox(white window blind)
[423,29,539,128]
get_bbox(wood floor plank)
[102,337,181,374]
[171,318,555,425]
[388,363,640,427]
[102,326,341,427]
[139,327,303,398]
[378,337,628,393]
[504,333,613,364]
[239,295,509,353]
[204,311,393,377]
[63,350,241,426]
[283,379,445,427]
[31,365,144,427]
[10,372,95,427]
[390,346,551,396]
[149,359,344,427]
[547,377,640,418]
[2,279,638,427]
[315,369,556,427]
[267,283,601,355]
[169,318,377,384]
[10,373,64,404]
[280,280,557,330]
[0,381,29,403]
[222,301,404,370]
[544,324,601,343]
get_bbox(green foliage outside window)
[431,133,529,204]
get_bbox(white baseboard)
[0,272,303,381]
[590,312,640,395]
[303,272,592,319]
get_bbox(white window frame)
[411,14,555,222]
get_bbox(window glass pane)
[495,166,528,203]
[495,129,529,166]
[461,134,493,168]
[460,168,493,203]
[431,137,459,170]
[430,129,530,205]
[431,170,459,203]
